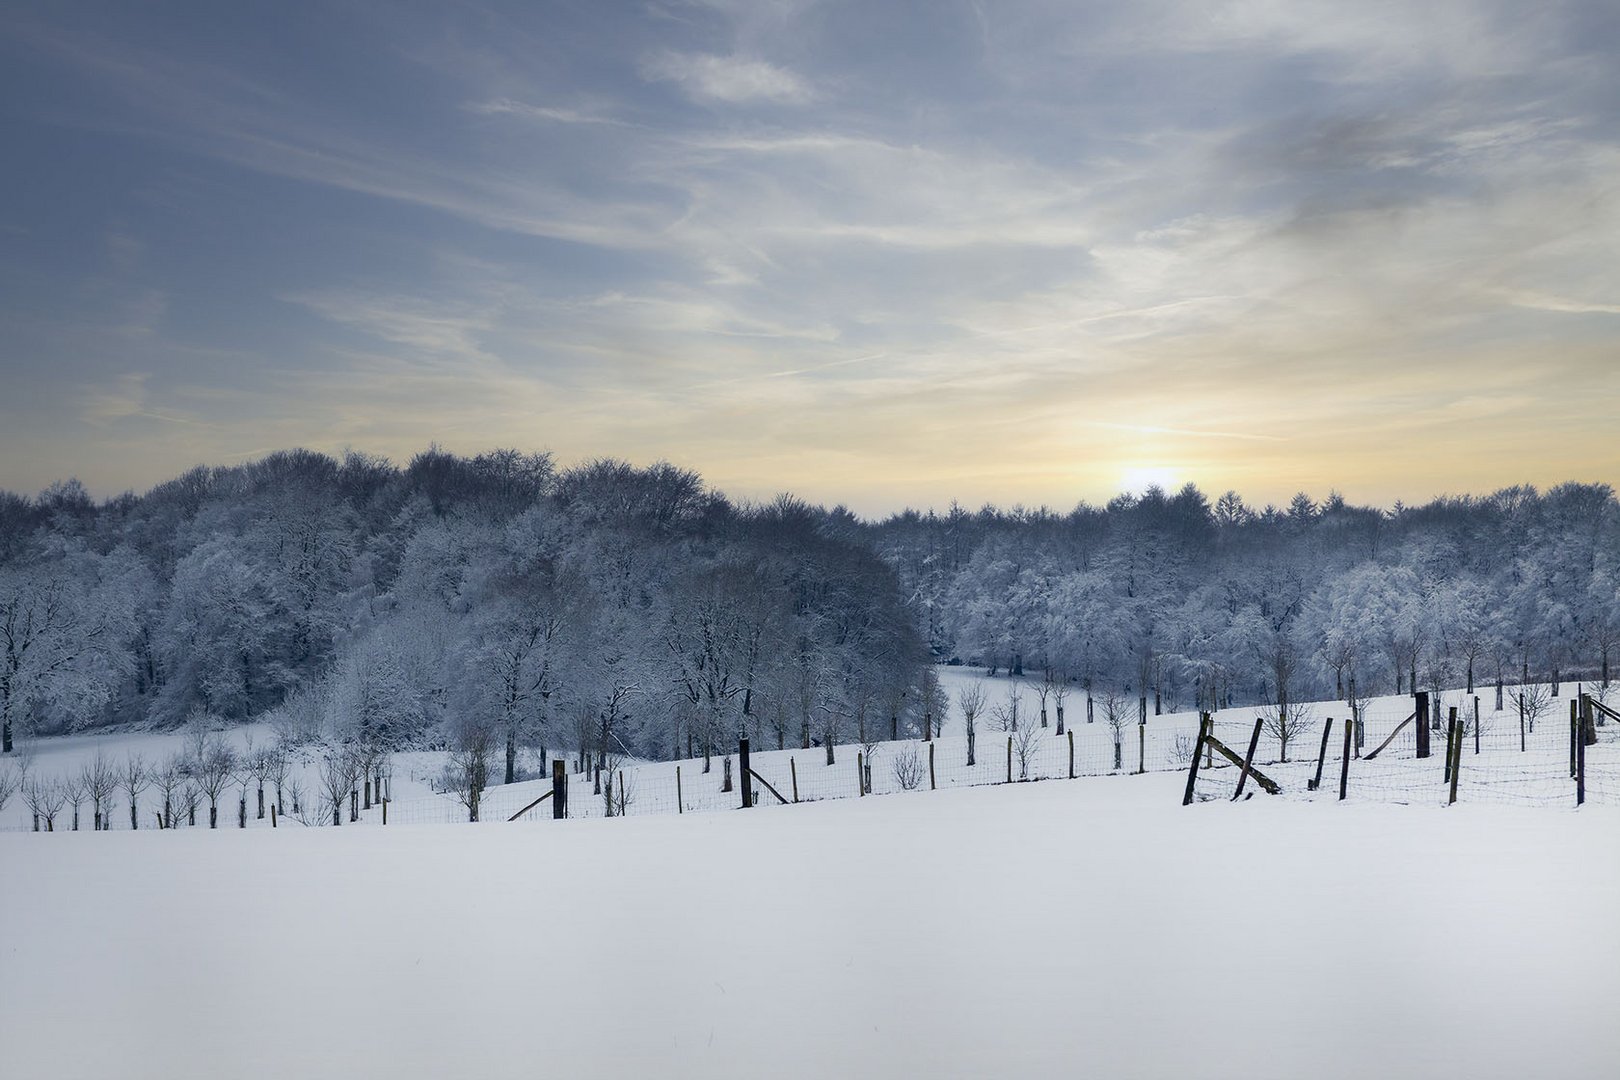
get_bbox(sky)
[0,0,1617,517]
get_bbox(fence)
[5,685,1615,833]
[1185,689,1618,809]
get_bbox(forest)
[2,448,1616,773]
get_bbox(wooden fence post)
[1182,715,1209,806]
[1137,723,1146,775]
[1338,720,1352,801]
[738,738,753,809]
[552,759,567,820]
[928,742,936,790]
[1577,715,1586,806]
[1309,718,1334,791]
[1451,705,1464,780]
[381,800,386,826]
[1233,718,1264,801]
[1068,729,1075,780]
[271,804,278,828]
[676,765,683,813]
[1415,691,1431,759]
[1006,737,1013,784]
[1569,711,1578,778]
[857,753,866,796]
[1448,719,1462,805]
[790,757,798,803]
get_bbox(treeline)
[0,449,933,773]
[863,483,1620,715]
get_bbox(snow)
[3,773,1617,1079]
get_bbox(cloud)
[642,51,813,104]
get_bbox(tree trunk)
[1056,706,1065,736]
[505,730,517,786]
[210,803,218,829]
[825,739,834,766]
[722,756,733,793]
[131,801,139,830]
[1466,659,1474,695]
[258,783,266,819]
[966,723,976,766]
[1113,740,1122,771]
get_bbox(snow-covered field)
[3,669,1613,833]
[2,773,1617,1079]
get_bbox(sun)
[1118,465,1179,495]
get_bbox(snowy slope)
[1,774,1616,1079]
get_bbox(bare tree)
[22,774,52,831]
[155,755,186,828]
[81,753,118,831]
[958,682,984,767]
[1259,701,1313,763]
[1011,718,1041,780]
[64,772,87,831]
[0,761,18,817]
[121,754,150,830]
[192,737,237,829]
[265,743,291,816]
[446,720,493,823]
[318,745,357,826]
[991,685,1022,732]
[27,776,66,830]
[180,779,200,827]
[890,744,926,791]
[1034,671,1053,728]
[1050,670,1069,736]
[1101,690,1130,771]
[1516,683,1553,738]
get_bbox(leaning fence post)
[789,757,798,803]
[1309,718,1334,792]
[552,759,567,819]
[928,742,936,790]
[738,738,752,809]
[1232,718,1264,801]
[1338,719,1352,800]
[676,765,683,813]
[1182,715,1210,806]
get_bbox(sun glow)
[1118,465,1179,495]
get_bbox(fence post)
[738,738,752,809]
[552,759,567,819]
[1309,718,1334,791]
[1338,719,1352,801]
[1006,737,1013,783]
[1068,729,1075,780]
[1415,691,1431,759]
[381,800,386,826]
[857,753,866,796]
[928,742,936,790]
[1233,718,1263,800]
[1577,716,1586,806]
[1451,705,1464,780]
[1182,715,1210,806]
[1137,723,1146,775]
[1448,719,1462,805]
[1569,712,1578,778]
[676,765,683,813]
[271,805,278,828]
[790,757,798,803]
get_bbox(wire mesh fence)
[4,685,1615,833]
